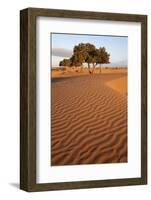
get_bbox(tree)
[96,47,110,73]
[85,47,98,74]
[59,59,71,67]
[70,55,83,67]
[73,43,97,74]
[59,43,110,74]
[72,43,110,74]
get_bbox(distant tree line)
[59,43,110,74]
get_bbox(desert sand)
[51,66,127,77]
[51,68,127,166]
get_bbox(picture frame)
[20,7,147,192]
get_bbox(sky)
[51,33,128,67]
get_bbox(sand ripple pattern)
[51,74,127,166]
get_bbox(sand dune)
[106,76,127,95]
[51,73,127,166]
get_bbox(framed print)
[20,8,147,191]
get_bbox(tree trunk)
[100,64,102,73]
[92,63,96,74]
[88,63,92,74]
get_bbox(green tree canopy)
[59,43,110,74]
[59,58,71,67]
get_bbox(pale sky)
[51,33,128,67]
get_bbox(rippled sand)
[51,73,127,166]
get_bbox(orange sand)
[51,67,127,78]
[51,71,127,166]
[106,76,127,95]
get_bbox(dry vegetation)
[51,66,127,78]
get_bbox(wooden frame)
[20,7,147,192]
